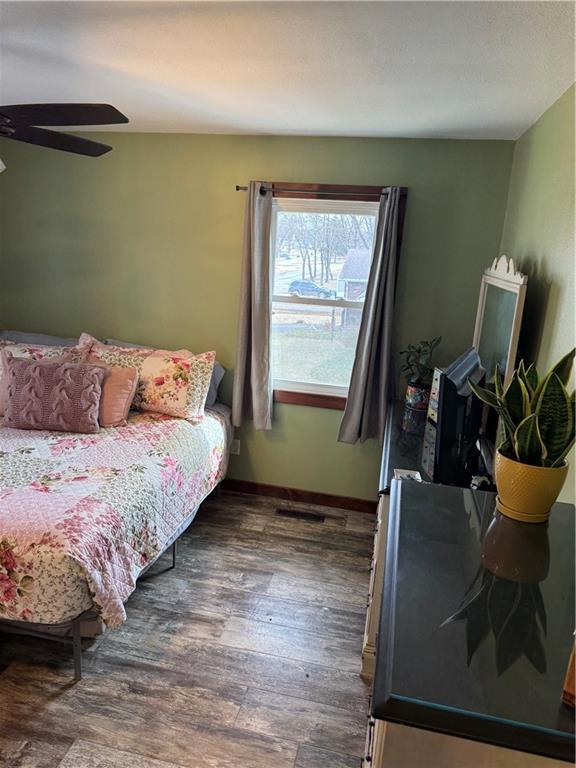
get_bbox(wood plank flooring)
[0,491,374,768]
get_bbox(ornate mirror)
[473,255,527,385]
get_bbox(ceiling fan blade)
[0,103,128,127]
[1,125,112,157]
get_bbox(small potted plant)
[469,349,575,523]
[399,336,441,411]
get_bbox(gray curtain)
[232,181,273,430]
[338,187,401,445]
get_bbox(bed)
[0,405,230,676]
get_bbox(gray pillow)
[103,338,225,406]
[103,338,146,349]
[0,330,78,347]
[207,361,226,407]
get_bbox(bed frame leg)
[72,618,82,681]
[170,540,177,570]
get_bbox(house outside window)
[270,192,379,406]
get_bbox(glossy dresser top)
[373,480,575,762]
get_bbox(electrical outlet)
[230,439,241,455]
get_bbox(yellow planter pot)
[495,450,569,523]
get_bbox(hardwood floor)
[0,491,374,768]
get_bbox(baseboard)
[222,478,377,514]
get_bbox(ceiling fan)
[0,103,128,170]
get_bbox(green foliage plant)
[399,336,441,387]
[469,349,575,468]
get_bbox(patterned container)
[404,384,431,411]
[495,451,569,523]
[402,406,427,435]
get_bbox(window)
[271,195,379,404]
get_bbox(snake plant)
[469,349,575,468]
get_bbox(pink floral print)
[0,539,34,618]
[49,435,99,456]
[139,350,215,420]
[0,410,229,626]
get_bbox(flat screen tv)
[421,348,485,486]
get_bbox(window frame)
[269,184,384,409]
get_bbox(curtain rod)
[235,184,387,197]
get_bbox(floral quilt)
[0,410,229,627]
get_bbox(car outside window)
[271,197,378,397]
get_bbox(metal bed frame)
[0,509,191,681]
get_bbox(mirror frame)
[473,255,527,385]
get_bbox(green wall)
[0,133,513,500]
[500,85,575,502]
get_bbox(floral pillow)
[0,341,85,361]
[139,350,216,421]
[0,341,86,417]
[79,333,152,361]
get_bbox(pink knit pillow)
[3,355,105,434]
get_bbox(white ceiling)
[0,1,574,139]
